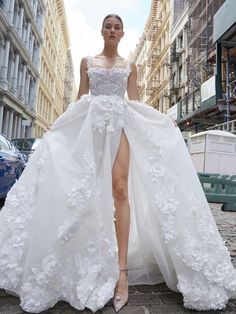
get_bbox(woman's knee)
[113,179,128,203]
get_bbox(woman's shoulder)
[80,56,91,70]
[80,56,88,65]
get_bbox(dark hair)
[102,14,124,30]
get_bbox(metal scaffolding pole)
[225,47,231,126]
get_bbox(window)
[178,34,183,49]
[178,65,183,85]
[0,0,4,10]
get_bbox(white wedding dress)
[0,57,236,313]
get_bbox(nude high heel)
[113,268,129,312]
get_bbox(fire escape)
[145,0,161,105]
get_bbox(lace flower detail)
[90,96,124,136]
[177,275,228,310]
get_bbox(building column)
[2,109,9,136]
[12,115,18,138]
[19,64,26,99]
[29,34,34,59]
[13,4,19,29]
[34,43,40,71]
[25,23,31,51]
[32,42,37,65]
[21,124,26,138]
[9,55,15,89]
[33,0,38,16]
[17,116,22,138]
[1,39,10,79]
[36,7,43,31]
[29,78,34,108]
[2,0,8,14]
[0,40,4,68]
[17,6,24,39]
[32,79,38,110]
[17,65,22,96]
[25,73,31,104]
[0,104,4,133]
[22,22,27,44]
[12,53,19,94]
[0,39,10,89]
[7,110,14,139]
[7,0,15,25]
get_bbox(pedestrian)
[0,13,235,313]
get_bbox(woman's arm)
[76,57,89,100]
[127,63,140,101]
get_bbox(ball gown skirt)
[0,64,235,313]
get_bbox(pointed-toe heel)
[113,293,128,312]
[113,268,129,312]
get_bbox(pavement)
[0,203,236,314]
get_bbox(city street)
[1,0,236,312]
[0,203,235,314]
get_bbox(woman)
[0,14,235,313]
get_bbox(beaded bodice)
[87,57,131,99]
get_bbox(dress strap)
[86,56,91,70]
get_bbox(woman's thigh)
[112,130,130,187]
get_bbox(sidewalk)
[0,203,235,314]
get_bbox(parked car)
[10,144,28,164]
[0,134,26,199]
[11,138,41,161]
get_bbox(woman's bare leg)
[112,130,130,297]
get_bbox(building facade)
[169,0,189,115]
[176,0,228,132]
[131,32,149,102]
[133,0,235,133]
[63,49,76,112]
[35,0,75,137]
[0,0,45,139]
[137,0,171,113]
[146,0,170,113]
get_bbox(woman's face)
[101,17,124,46]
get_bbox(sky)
[64,0,152,87]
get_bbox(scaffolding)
[187,0,226,92]
[176,0,236,130]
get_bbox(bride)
[0,13,236,313]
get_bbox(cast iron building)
[0,0,45,139]
[35,0,75,137]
